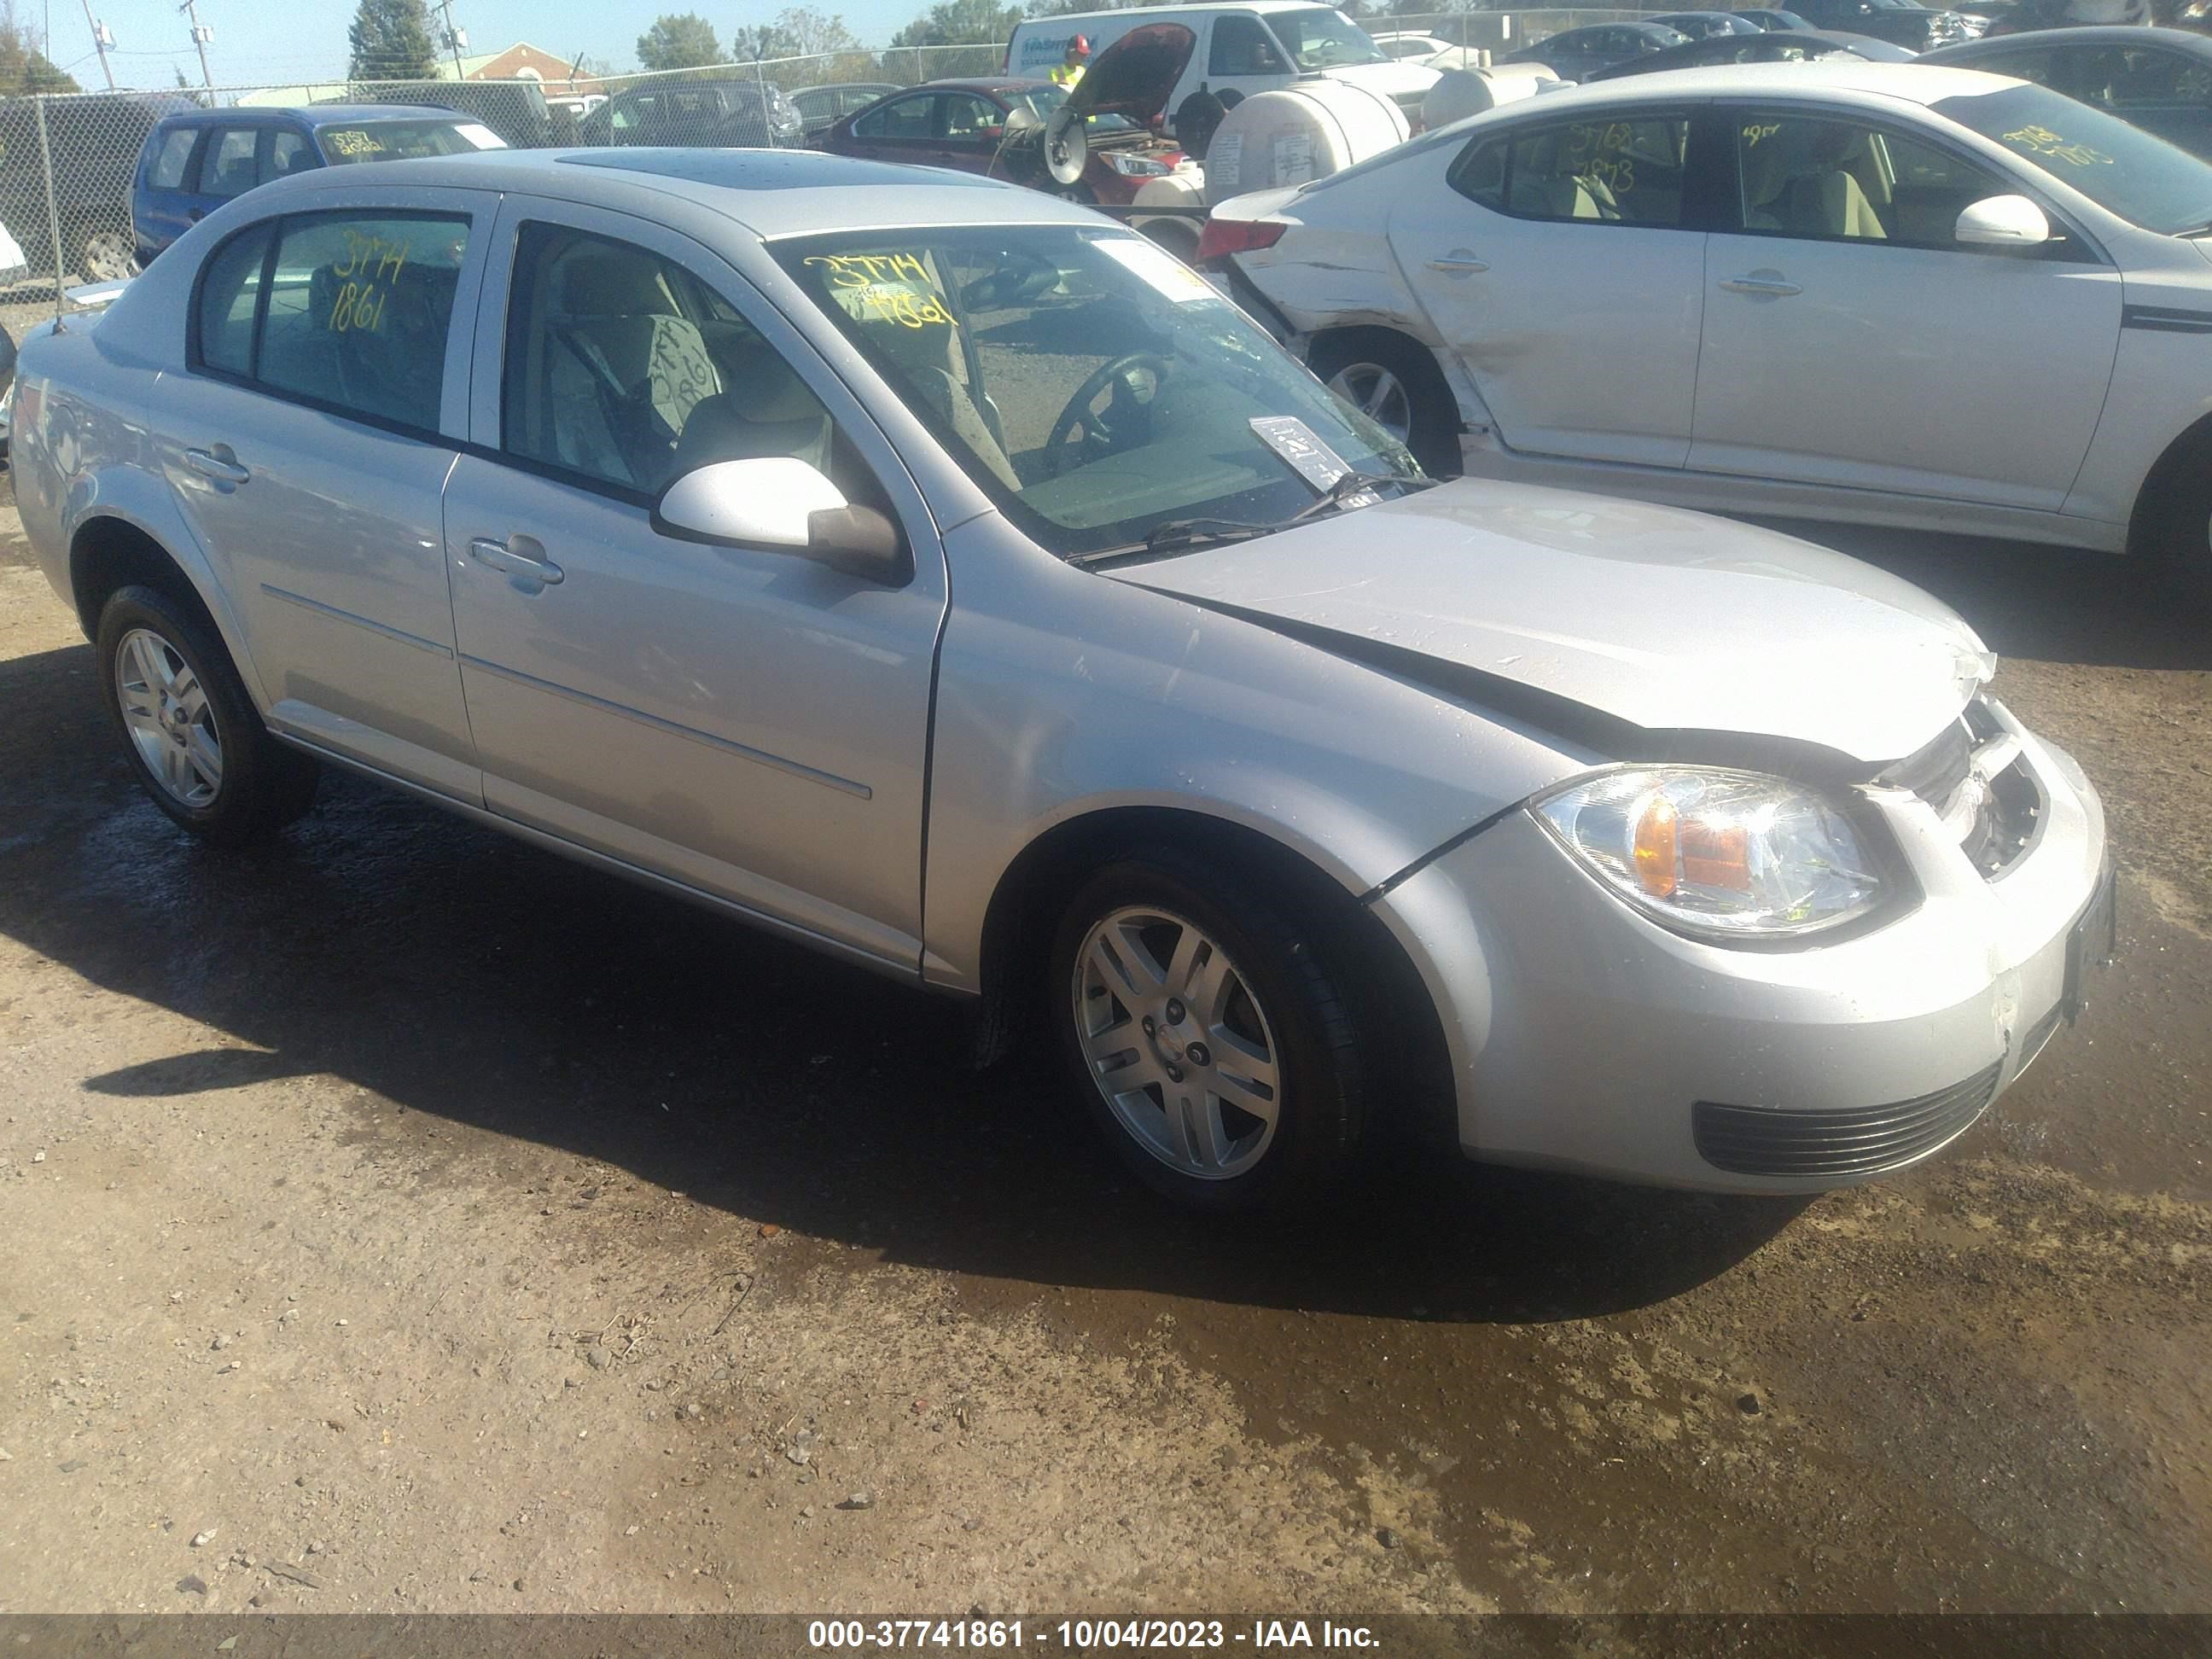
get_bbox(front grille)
[1692,1060,2002,1179]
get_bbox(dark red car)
[812,75,1185,206]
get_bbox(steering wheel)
[1044,352,1172,477]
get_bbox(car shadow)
[1732,515,2212,672]
[0,639,1801,1326]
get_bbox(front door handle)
[1719,275,1803,297]
[469,534,564,587]
[1428,250,1489,275]
[183,446,249,486]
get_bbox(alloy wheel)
[1071,905,1284,1180]
[115,626,222,807]
[1326,361,1412,447]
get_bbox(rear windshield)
[317,120,504,163]
[1934,82,2212,234]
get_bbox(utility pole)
[178,0,214,91]
[79,0,115,90]
[432,0,468,80]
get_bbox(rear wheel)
[2141,437,2212,608]
[96,585,319,845]
[1049,848,1369,1213]
[1308,330,1461,478]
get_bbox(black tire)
[1047,847,1369,1214]
[1307,329,1461,479]
[96,584,318,846]
[2139,432,2212,608]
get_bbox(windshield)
[319,120,503,162]
[1935,82,2212,233]
[777,226,1416,556]
[1267,9,1388,68]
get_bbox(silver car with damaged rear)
[10,148,2111,1211]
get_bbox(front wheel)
[96,585,319,845]
[1049,850,1369,1213]
[2141,439,2212,608]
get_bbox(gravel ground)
[0,483,2206,1617]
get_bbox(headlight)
[1531,768,1886,940]
[1106,151,1175,178]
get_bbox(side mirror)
[1955,194,2053,249]
[651,457,912,585]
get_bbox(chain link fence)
[0,10,1668,335]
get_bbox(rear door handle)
[1427,252,1489,274]
[469,534,564,587]
[1719,275,1802,297]
[183,447,248,485]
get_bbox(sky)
[28,0,925,90]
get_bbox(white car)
[1202,63,2212,592]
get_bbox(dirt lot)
[0,486,2207,1620]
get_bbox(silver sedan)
[12,148,2110,1211]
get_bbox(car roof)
[1927,23,2212,55]
[917,77,1055,92]
[160,102,478,128]
[1506,58,2014,105]
[224,146,1103,239]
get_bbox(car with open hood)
[10,147,2110,1214]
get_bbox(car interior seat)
[546,247,722,488]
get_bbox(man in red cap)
[1050,33,1091,86]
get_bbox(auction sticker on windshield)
[1249,415,1379,503]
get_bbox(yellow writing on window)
[318,230,410,334]
[806,253,954,329]
[1742,123,1782,148]
[323,130,386,158]
[2003,124,2112,167]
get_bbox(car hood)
[1105,480,1990,770]
[1068,21,1198,128]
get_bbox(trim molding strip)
[259,584,457,660]
[458,654,873,800]
[2122,305,2212,335]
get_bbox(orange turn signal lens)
[1681,820,1752,892]
[1632,792,1677,897]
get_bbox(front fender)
[919,515,1583,992]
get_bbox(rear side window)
[201,128,262,199]
[192,212,470,434]
[148,126,196,191]
[269,130,314,177]
[195,224,272,376]
[1450,116,1691,226]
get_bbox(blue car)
[132,105,504,267]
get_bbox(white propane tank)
[1421,65,1557,132]
[1202,80,1409,206]
[1132,170,1208,261]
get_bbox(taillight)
[1194,218,1288,263]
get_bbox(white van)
[1004,3,1439,134]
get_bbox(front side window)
[1266,9,1385,68]
[148,126,196,191]
[269,130,314,178]
[777,227,1415,557]
[1732,111,2017,246]
[1451,116,1691,226]
[854,94,935,142]
[194,212,469,434]
[1210,15,1289,75]
[501,224,879,506]
[201,129,261,199]
[940,93,1004,142]
[2071,46,2212,114]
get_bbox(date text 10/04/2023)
[806,1621,1383,1649]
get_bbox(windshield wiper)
[1064,471,1433,569]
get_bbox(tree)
[637,12,723,70]
[348,0,442,81]
[0,1,80,95]
[774,7,863,55]
[888,0,1025,49]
